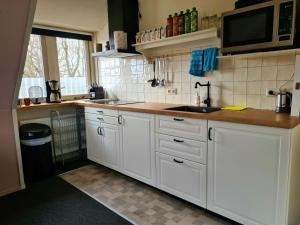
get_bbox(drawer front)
[156,153,207,207]
[85,113,119,125]
[85,107,118,117]
[156,134,207,164]
[156,115,207,141]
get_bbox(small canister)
[95,43,103,52]
[136,32,141,44]
[160,27,166,39]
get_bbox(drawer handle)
[173,118,184,122]
[173,139,184,143]
[97,117,104,121]
[97,110,104,114]
[173,159,184,164]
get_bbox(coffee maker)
[46,80,61,103]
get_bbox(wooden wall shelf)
[132,28,220,58]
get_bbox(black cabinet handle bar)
[173,159,184,164]
[173,118,184,121]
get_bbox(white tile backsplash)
[97,53,295,110]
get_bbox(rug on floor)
[0,176,132,225]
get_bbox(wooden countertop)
[17,101,300,129]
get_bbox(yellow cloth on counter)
[221,106,247,111]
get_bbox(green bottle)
[185,9,191,33]
[191,7,198,32]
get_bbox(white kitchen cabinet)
[156,152,207,207]
[156,133,207,164]
[96,123,120,171]
[120,111,155,185]
[156,115,207,141]
[207,121,300,225]
[85,119,101,161]
[85,109,120,171]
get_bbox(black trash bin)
[20,123,53,182]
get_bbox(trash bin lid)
[19,123,51,140]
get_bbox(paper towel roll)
[114,31,127,50]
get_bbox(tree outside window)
[19,34,46,98]
[57,38,88,96]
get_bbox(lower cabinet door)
[99,123,120,171]
[207,121,290,225]
[120,112,155,185]
[85,120,101,162]
[156,152,207,207]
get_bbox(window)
[19,34,46,98]
[18,28,92,99]
[56,38,89,96]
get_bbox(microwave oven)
[221,0,300,54]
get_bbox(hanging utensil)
[151,59,157,87]
[155,57,161,87]
[160,56,166,87]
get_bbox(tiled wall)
[97,53,295,110]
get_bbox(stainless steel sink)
[164,106,221,113]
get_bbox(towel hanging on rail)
[189,50,204,77]
[189,48,218,77]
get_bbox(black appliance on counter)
[221,0,300,55]
[89,84,105,100]
[46,80,61,103]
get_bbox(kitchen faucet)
[195,81,211,107]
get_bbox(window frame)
[19,27,94,100]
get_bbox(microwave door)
[222,5,276,54]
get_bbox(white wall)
[34,0,109,43]
[33,0,236,42]
[138,0,235,30]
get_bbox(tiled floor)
[61,164,237,225]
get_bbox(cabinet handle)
[118,115,122,125]
[173,118,184,122]
[173,159,184,164]
[97,127,101,135]
[173,139,184,143]
[208,127,213,141]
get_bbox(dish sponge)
[221,106,247,111]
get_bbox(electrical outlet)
[266,88,276,97]
[167,88,177,95]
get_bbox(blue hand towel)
[203,48,218,72]
[189,50,204,77]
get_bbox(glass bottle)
[173,13,179,36]
[191,7,198,32]
[167,15,173,37]
[185,9,191,34]
[178,11,185,35]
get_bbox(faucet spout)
[194,81,211,107]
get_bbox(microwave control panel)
[278,0,294,40]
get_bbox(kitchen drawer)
[156,152,207,207]
[85,113,120,125]
[85,107,118,117]
[156,115,207,141]
[156,134,207,164]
